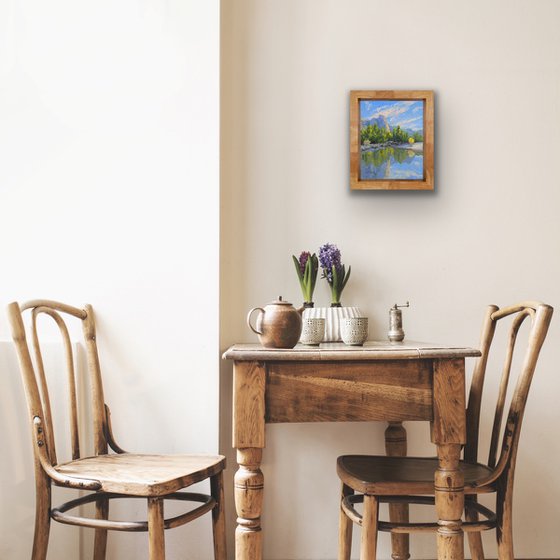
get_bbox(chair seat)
[337,455,495,495]
[55,453,226,497]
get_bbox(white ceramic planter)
[302,306,362,342]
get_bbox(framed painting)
[350,90,434,190]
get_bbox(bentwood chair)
[8,300,226,560]
[337,302,553,560]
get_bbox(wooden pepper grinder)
[388,302,409,342]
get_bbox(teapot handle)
[247,307,265,335]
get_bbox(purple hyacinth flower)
[298,251,310,276]
[319,243,342,283]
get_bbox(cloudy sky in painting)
[360,100,424,132]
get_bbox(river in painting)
[360,144,423,180]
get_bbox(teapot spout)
[297,302,315,315]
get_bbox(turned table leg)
[385,421,410,560]
[432,359,466,560]
[435,444,464,559]
[233,361,266,560]
[235,448,264,560]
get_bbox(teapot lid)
[271,296,292,306]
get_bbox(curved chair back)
[464,302,553,482]
[8,300,109,469]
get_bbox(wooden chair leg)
[385,422,410,560]
[465,497,484,560]
[496,484,514,560]
[31,475,51,560]
[93,495,110,560]
[148,497,166,560]
[360,495,378,560]
[210,472,227,560]
[387,502,409,560]
[338,483,353,560]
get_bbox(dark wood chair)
[8,300,227,560]
[337,302,553,560]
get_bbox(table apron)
[265,359,434,423]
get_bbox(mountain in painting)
[361,115,390,132]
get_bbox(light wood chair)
[337,301,553,560]
[7,300,227,560]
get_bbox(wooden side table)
[223,342,480,560]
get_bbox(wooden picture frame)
[350,90,434,191]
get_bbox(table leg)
[233,361,266,560]
[431,358,466,560]
[385,421,410,560]
[435,443,464,560]
[234,448,264,560]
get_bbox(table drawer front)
[265,360,433,423]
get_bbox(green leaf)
[303,259,312,300]
[292,255,303,281]
[331,264,338,287]
[292,255,307,299]
[331,265,340,303]
[303,258,310,284]
[341,265,352,291]
[309,254,318,294]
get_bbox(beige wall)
[0,1,220,558]
[221,0,560,558]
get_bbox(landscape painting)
[350,91,434,190]
[359,99,424,180]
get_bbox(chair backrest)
[464,302,553,482]
[7,300,109,468]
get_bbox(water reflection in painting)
[361,146,423,180]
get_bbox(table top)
[223,341,480,362]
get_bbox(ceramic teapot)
[247,296,302,348]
